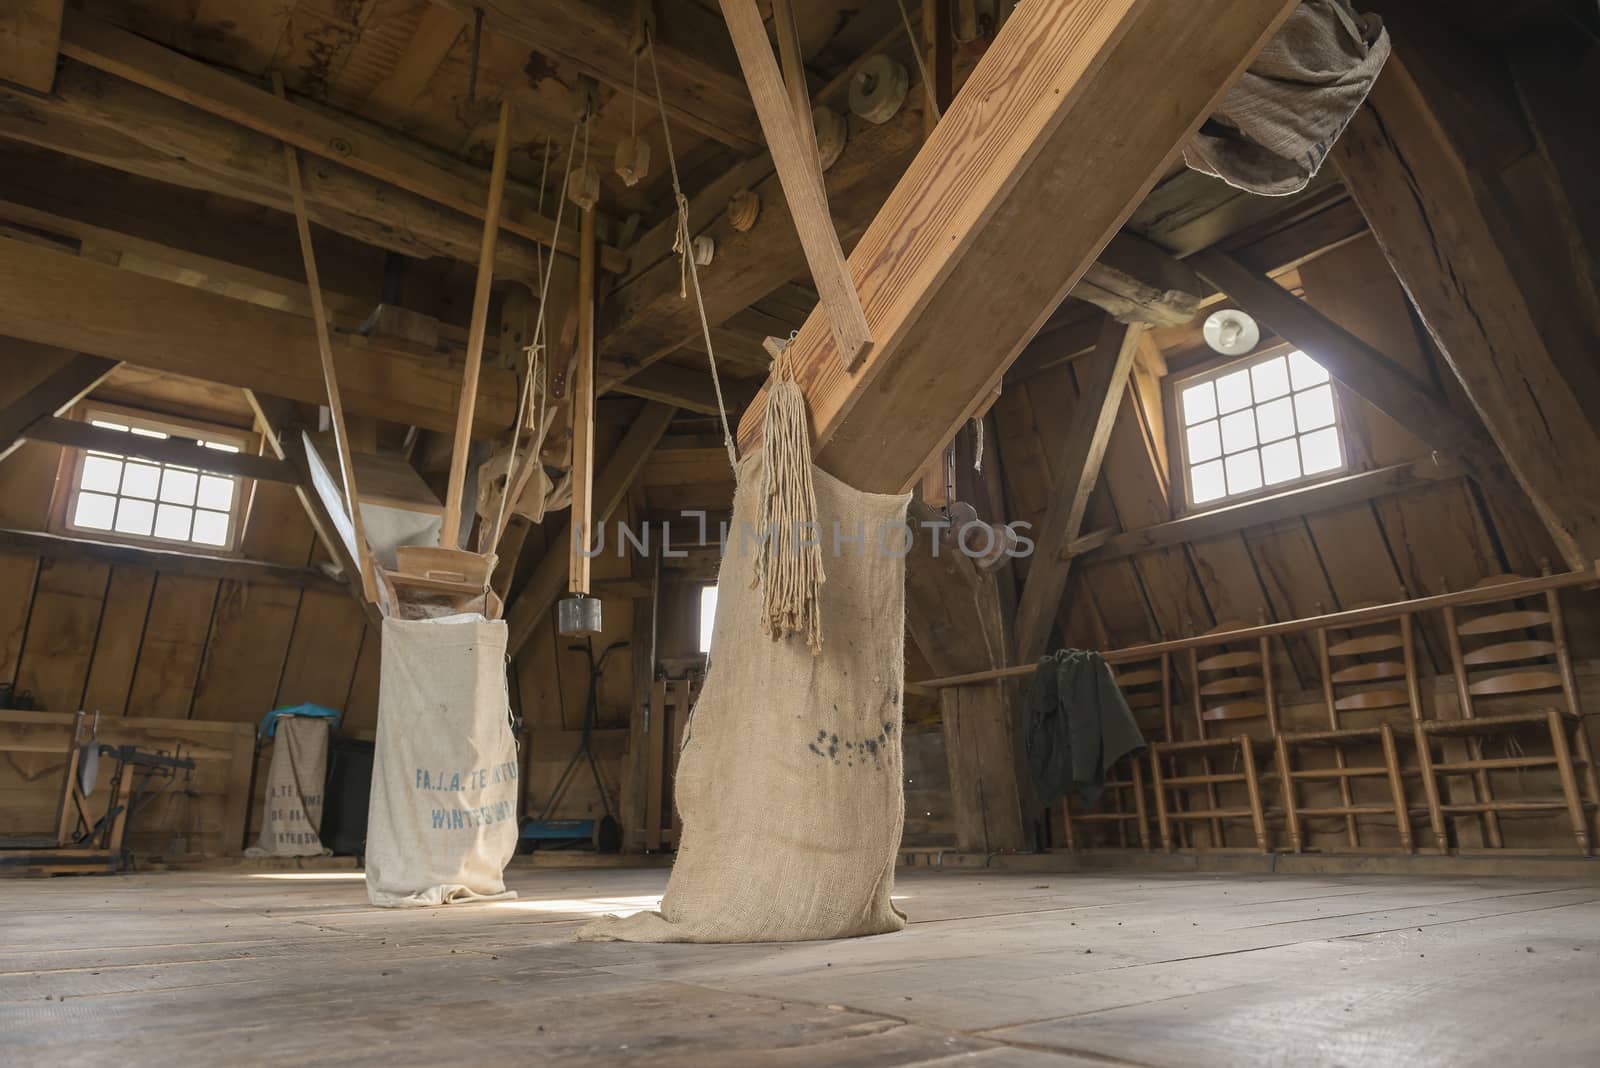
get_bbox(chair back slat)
[1457,609,1551,636]
[1444,575,1578,724]
[1316,610,1422,731]
[1334,688,1411,712]
[1330,660,1407,684]
[1467,670,1563,697]
[1188,624,1276,738]
[1461,639,1557,667]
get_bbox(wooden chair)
[1275,611,1446,853]
[1061,652,1173,851]
[1150,624,1277,852]
[1425,574,1600,854]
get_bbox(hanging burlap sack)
[365,615,519,907]
[579,446,910,943]
[1184,0,1390,196]
[244,715,331,858]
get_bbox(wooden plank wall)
[0,429,378,856]
[997,235,1600,686]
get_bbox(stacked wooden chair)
[1424,574,1600,855]
[1275,610,1446,854]
[1150,623,1278,852]
[1060,651,1173,851]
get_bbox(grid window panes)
[69,416,243,549]
[1178,350,1343,507]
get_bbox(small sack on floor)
[578,446,910,943]
[365,614,519,907]
[244,715,331,858]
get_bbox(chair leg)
[1412,725,1449,851]
[1547,709,1591,856]
[1379,724,1414,854]
[1464,734,1505,848]
[1199,753,1224,847]
[1151,746,1174,852]
[1238,737,1269,853]
[1060,798,1077,852]
[1275,735,1302,853]
[1131,755,1152,851]
[1574,724,1600,844]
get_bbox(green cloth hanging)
[1023,650,1146,805]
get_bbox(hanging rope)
[643,27,738,474]
[486,123,580,569]
[753,340,826,654]
[895,0,942,123]
[972,417,984,474]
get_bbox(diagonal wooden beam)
[0,347,117,462]
[505,402,677,656]
[1012,319,1143,665]
[719,0,872,368]
[737,0,1298,493]
[56,13,626,274]
[1333,54,1600,572]
[0,236,518,435]
[1187,248,1496,464]
[1072,455,1466,565]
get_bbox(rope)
[644,27,738,473]
[895,0,942,123]
[486,123,580,573]
[753,342,826,654]
[972,416,984,473]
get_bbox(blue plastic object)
[259,703,342,738]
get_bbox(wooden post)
[443,98,512,549]
[568,201,597,596]
[272,72,374,604]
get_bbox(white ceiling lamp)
[1202,309,1261,356]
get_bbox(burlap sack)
[365,615,519,907]
[244,715,329,858]
[1184,0,1390,195]
[579,447,910,943]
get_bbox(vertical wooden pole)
[568,200,597,595]
[443,99,512,549]
[272,73,375,603]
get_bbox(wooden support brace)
[568,202,598,596]
[719,0,873,369]
[0,350,118,462]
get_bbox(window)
[62,407,250,551]
[1175,349,1344,508]
[698,585,718,654]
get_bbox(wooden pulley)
[726,189,760,232]
[849,55,909,125]
[812,105,847,169]
[567,164,601,210]
[691,234,715,266]
[614,135,651,187]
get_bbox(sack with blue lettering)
[365,614,519,907]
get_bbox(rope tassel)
[754,348,825,654]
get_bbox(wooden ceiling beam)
[22,416,295,484]
[0,0,62,93]
[0,63,553,280]
[57,13,627,274]
[1013,319,1144,665]
[739,0,1298,494]
[443,0,761,152]
[1334,53,1600,571]
[0,236,518,437]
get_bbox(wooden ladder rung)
[1294,805,1398,817]
[1289,766,1392,780]
[1431,756,1559,773]
[1166,807,1255,820]
[1160,772,1249,787]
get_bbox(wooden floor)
[3,867,1598,1066]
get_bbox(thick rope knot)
[671,191,693,299]
[753,342,825,653]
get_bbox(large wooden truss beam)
[0,63,555,280]
[0,237,518,436]
[0,0,62,93]
[57,14,626,274]
[0,346,118,462]
[737,0,1297,493]
[1333,54,1600,570]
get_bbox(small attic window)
[60,405,252,552]
[1174,349,1345,509]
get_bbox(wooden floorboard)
[1,869,1596,1065]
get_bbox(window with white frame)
[64,408,249,550]
[698,584,718,654]
[1176,349,1344,508]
